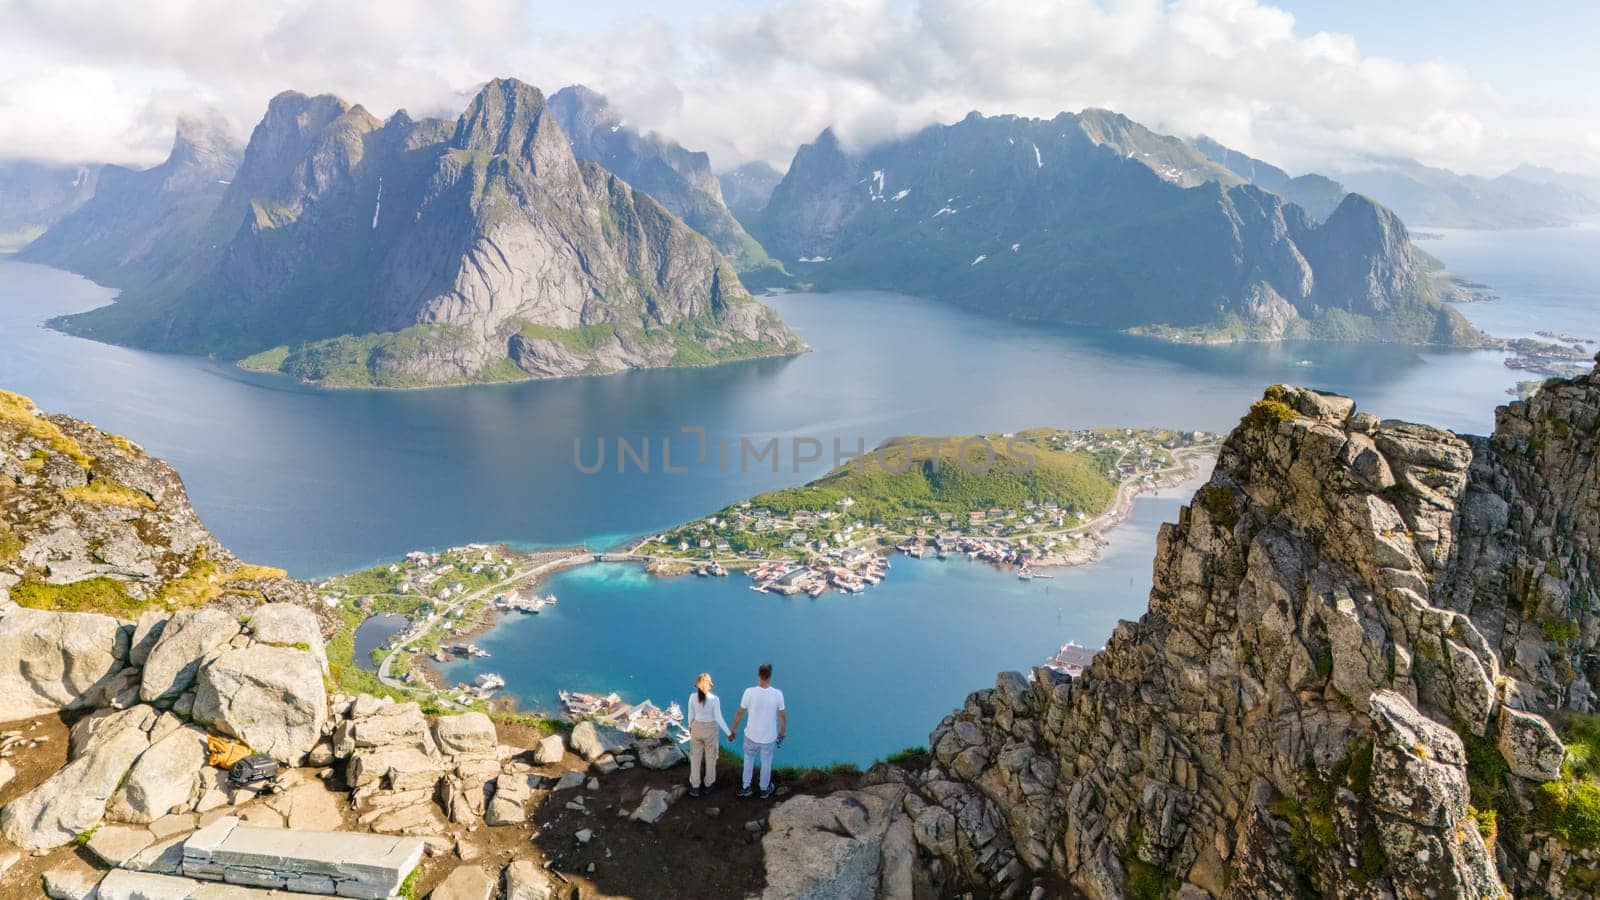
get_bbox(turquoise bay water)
[2,224,1595,764]
[438,475,1205,766]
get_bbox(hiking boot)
[737,785,754,798]
[688,787,703,798]
[760,785,777,800]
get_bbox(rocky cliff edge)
[765,362,1600,898]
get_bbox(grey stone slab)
[181,818,425,899]
[126,834,190,875]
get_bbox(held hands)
[727,730,737,741]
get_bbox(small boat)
[807,583,826,597]
[1017,567,1034,580]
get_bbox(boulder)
[533,733,565,765]
[1,706,154,848]
[139,607,240,704]
[245,602,328,673]
[762,785,912,900]
[485,775,535,827]
[503,858,558,900]
[0,604,128,720]
[639,740,687,770]
[127,611,167,668]
[570,720,634,761]
[0,759,14,792]
[191,644,326,763]
[348,746,444,791]
[430,864,495,900]
[341,701,434,753]
[630,788,673,824]
[1497,705,1565,782]
[109,724,207,823]
[434,712,497,756]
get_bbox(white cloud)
[0,0,1594,178]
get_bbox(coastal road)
[374,550,595,694]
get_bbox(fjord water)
[2,223,1594,764]
[437,477,1203,768]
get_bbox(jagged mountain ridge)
[17,112,241,284]
[1190,135,1348,221]
[32,79,802,388]
[1334,157,1600,229]
[764,365,1600,898]
[719,160,785,219]
[548,85,777,277]
[0,160,99,250]
[754,109,1484,346]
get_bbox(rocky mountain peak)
[167,110,242,178]
[450,77,570,173]
[548,84,616,131]
[232,91,360,198]
[1304,191,1421,315]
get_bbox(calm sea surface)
[2,223,1594,763]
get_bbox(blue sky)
[1,0,1595,175]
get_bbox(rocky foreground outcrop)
[769,364,1600,898]
[0,602,327,849]
[0,389,319,722]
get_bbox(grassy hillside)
[744,429,1118,524]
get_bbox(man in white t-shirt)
[730,662,787,798]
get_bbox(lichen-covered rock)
[191,644,326,762]
[0,390,310,621]
[1366,691,1499,897]
[0,604,128,720]
[1496,704,1565,782]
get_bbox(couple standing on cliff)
[683,663,787,800]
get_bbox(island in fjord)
[21,78,803,389]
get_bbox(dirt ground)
[0,712,91,898]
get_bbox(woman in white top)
[686,672,732,796]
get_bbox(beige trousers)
[689,720,719,788]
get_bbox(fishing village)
[634,426,1220,595]
[313,426,1219,747]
